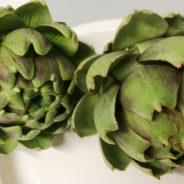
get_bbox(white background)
[1,0,184,26]
[0,1,184,184]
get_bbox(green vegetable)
[0,0,94,153]
[72,10,184,177]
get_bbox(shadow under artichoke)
[0,154,19,184]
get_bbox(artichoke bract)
[72,10,184,177]
[0,0,94,154]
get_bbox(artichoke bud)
[72,10,184,177]
[0,0,94,153]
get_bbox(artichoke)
[72,10,184,177]
[0,0,94,154]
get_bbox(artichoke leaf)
[122,108,178,148]
[114,127,151,162]
[134,160,170,178]
[29,106,47,121]
[112,54,141,81]
[0,58,15,88]
[25,119,45,130]
[40,82,57,97]
[86,51,130,93]
[120,65,180,120]
[0,47,34,88]
[7,90,26,113]
[45,121,68,134]
[75,55,101,93]
[139,36,184,68]
[0,112,24,124]
[0,130,18,154]
[94,84,119,144]
[113,10,168,50]
[67,79,76,95]
[54,95,73,122]
[37,22,78,57]
[15,0,52,28]
[20,129,40,141]
[71,94,98,137]
[32,53,62,93]
[1,126,22,140]
[2,28,52,56]
[55,52,75,81]
[0,93,9,110]
[0,138,4,144]
[146,146,176,160]
[134,38,163,54]
[178,72,184,116]
[0,7,25,32]
[21,133,55,150]
[169,110,184,153]
[45,97,61,124]
[100,138,131,170]
[165,13,184,36]
[159,159,180,167]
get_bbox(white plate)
[0,19,184,184]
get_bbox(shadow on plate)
[0,154,19,184]
[175,167,184,176]
[52,134,65,148]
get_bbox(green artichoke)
[72,10,184,177]
[0,0,94,154]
